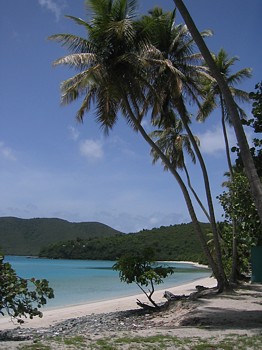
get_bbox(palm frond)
[96,87,119,134]
[227,68,252,86]
[230,87,251,104]
[76,87,97,122]
[48,34,92,54]
[53,53,97,70]
[197,94,217,122]
[198,48,252,127]
[60,64,103,105]
[60,72,89,105]
[86,0,113,18]
[65,15,92,29]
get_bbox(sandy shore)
[0,276,216,330]
[1,278,262,349]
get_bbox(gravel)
[0,308,159,342]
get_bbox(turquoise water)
[5,256,211,310]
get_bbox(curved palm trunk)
[173,0,262,225]
[220,98,234,177]
[176,99,227,288]
[220,97,238,283]
[183,162,211,222]
[123,96,224,290]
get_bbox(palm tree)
[49,0,224,289]
[197,49,251,282]
[198,48,252,177]
[138,8,227,288]
[49,0,147,130]
[173,0,262,225]
[150,111,211,221]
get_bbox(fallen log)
[163,291,187,301]
[163,285,219,302]
[136,299,158,310]
[189,286,219,300]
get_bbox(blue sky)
[0,0,261,233]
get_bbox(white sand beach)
[0,276,216,330]
[1,277,262,350]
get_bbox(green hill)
[0,217,123,255]
[39,222,211,264]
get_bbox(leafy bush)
[0,255,54,324]
[113,248,174,308]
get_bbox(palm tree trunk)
[176,99,227,288]
[220,97,238,283]
[173,0,262,225]
[220,98,234,177]
[123,96,225,290]
[183,163,211,222]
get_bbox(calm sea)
[5,256,211,310]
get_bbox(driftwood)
[137,285,219,310]
[163,291,187,301]
[189,286,219,300]
[136,299,158,310]
[195,285,209,292]
[163,285,219,303]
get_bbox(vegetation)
[0,217,123,255]
[198,48,251,180]
[217,83,262,281]
[173,0,262,225]
[48,0,226,289]
[150,118,210,222]
[39,222,210,263]
[17,333,262,349]
[234,82,262,176]
[198,49,252,283]
[48,0,261,291]
[137,4,225,289]
[1,0,261,333]
[0,255,54,324]
[218,173,262,279]
[113,248,175,308]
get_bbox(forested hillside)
[0,217,123,255]
[39,222,211,264]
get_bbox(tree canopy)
[49,0,260,291]
[217,82,262,281]
[0,255,54,324]
[113,248,174,308]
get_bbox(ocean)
[5,256,211,310]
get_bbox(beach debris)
[163,291,187,301]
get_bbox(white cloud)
[68,126,80,141]
[38,0,64,21]
[0,141,16,161]
[198,126,237,155]
[79,139,104,160]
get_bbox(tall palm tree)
[198,48,252,178]
[173,0,262,226]
[49,0,147,131]
[138,8,227,288]
[197,49,251,282]
[49,0,224,289]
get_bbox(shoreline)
[160,260,209,269]
[1,279,262,350]
[0,276,216,330]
